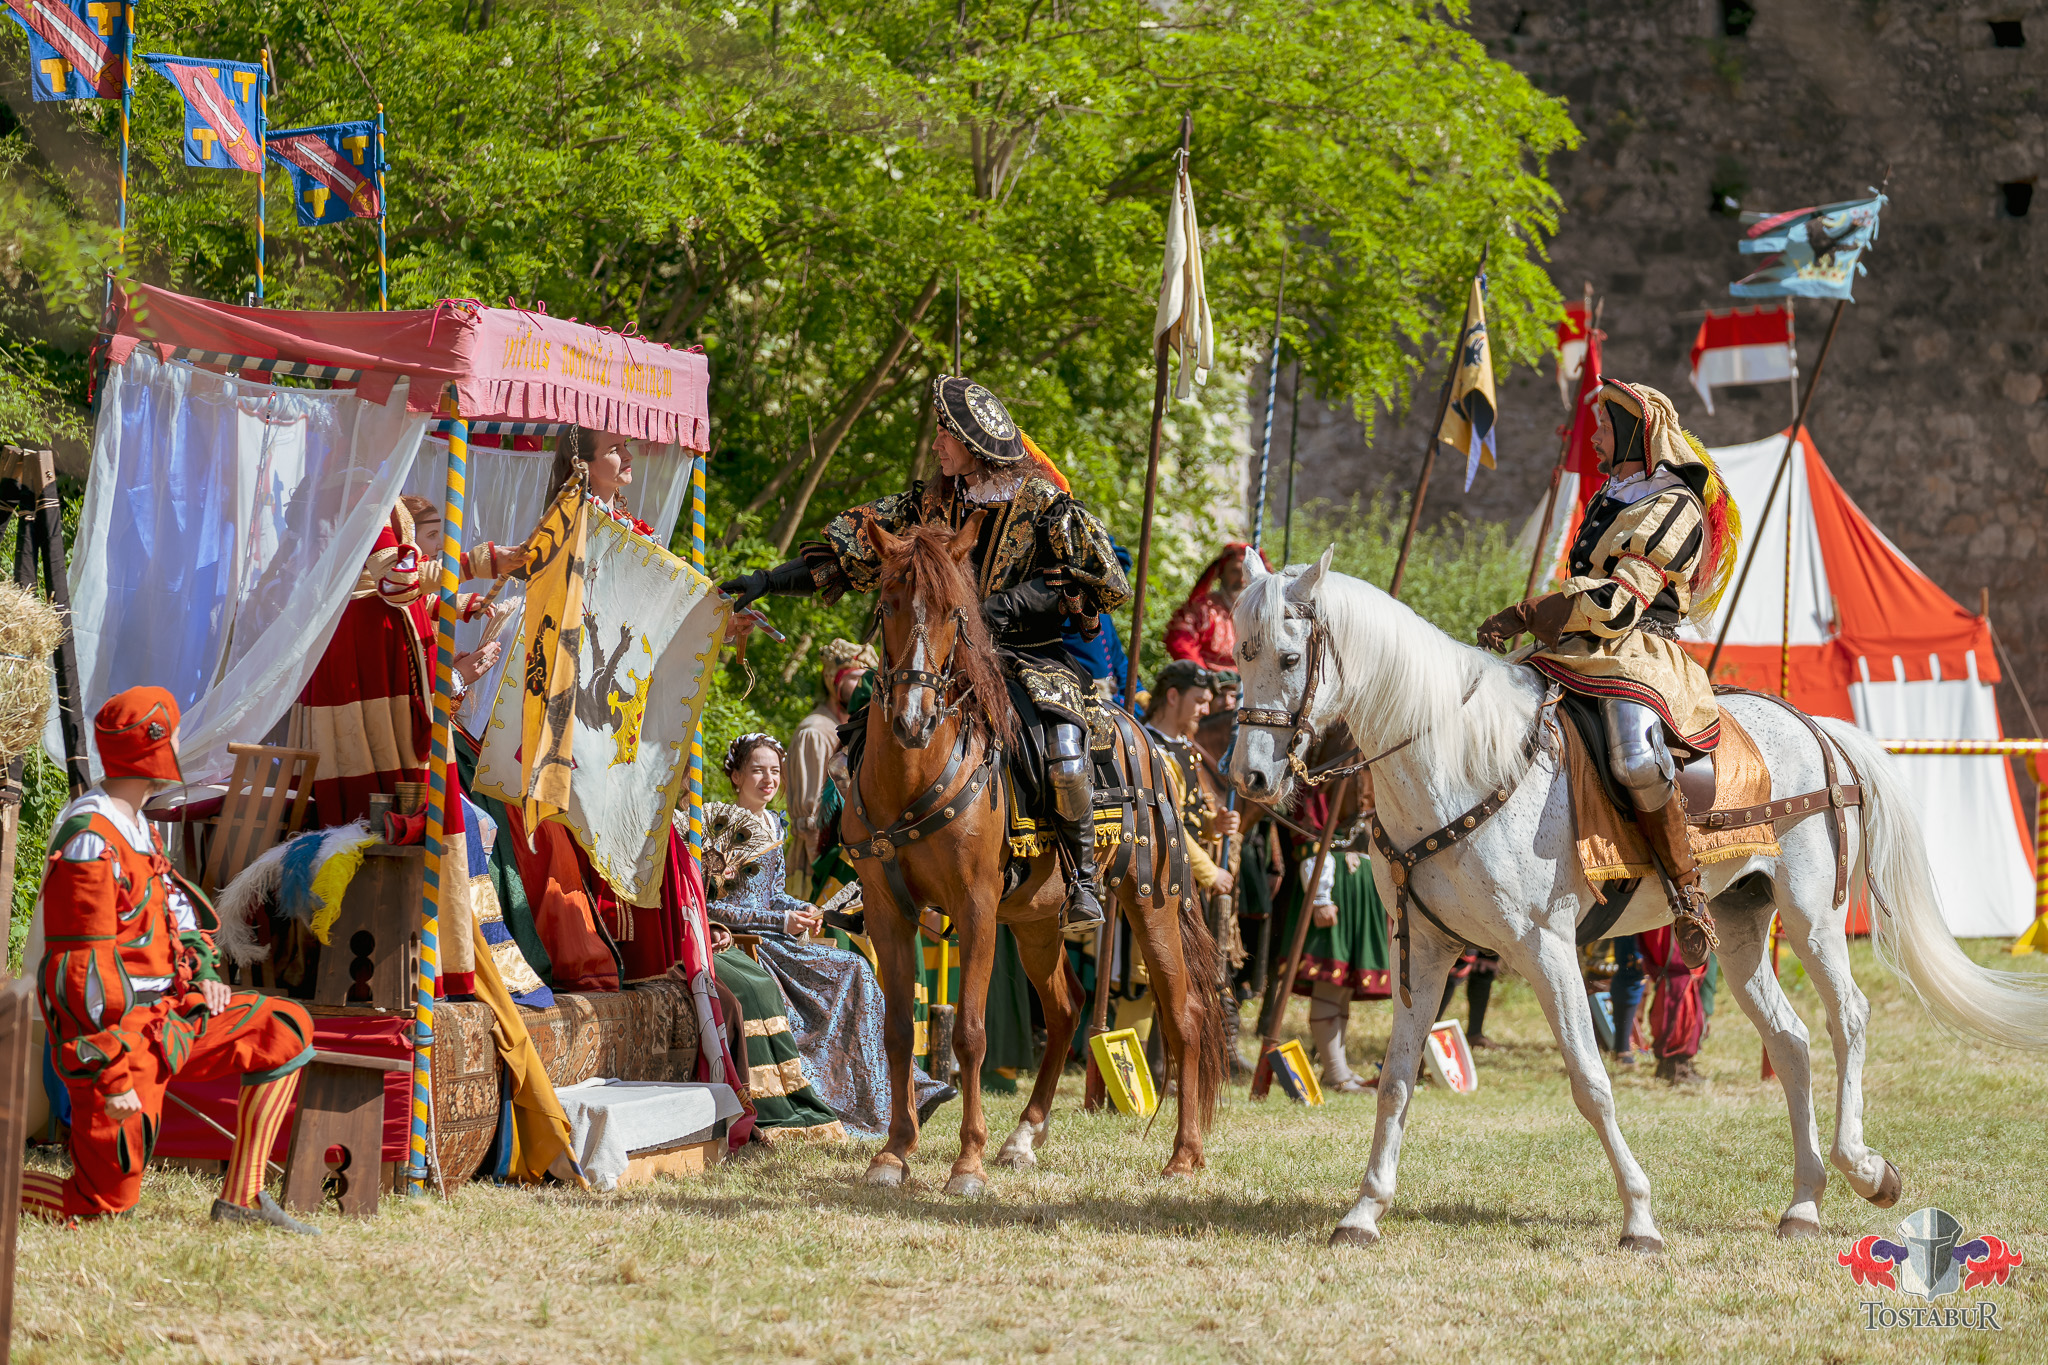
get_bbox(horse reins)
[874,597,973,723]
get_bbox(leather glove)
[1524,592,1574,648]
[718,559,815,611]
[1474,601,1531,652]
[982,576,1060,637]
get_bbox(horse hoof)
[1328,1224,1379,1248]
[1867,1159,1902,1210]
[1776,1216,1823,1241]
[994,1148,1037,1170]
[1618,1233,1665,1255]
[944,1173,986,1199]
[863,1161,906,1189]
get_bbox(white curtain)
[53,349,429,783]
[402,439,695,731]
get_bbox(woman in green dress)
[1274,783,1390,1093]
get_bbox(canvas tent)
[1526,428,2034,938]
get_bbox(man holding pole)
[1474,378,1741,969]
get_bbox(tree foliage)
[3,0,1575,762]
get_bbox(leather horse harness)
[1235,603,1870,1010]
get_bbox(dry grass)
[0,579,63,762]
[16,939,2048,1364]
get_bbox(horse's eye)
[1281,651,1301,668]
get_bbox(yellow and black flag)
[518,475,589,837]
[1439,274,1498,489]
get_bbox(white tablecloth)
[555,1079,742,1192]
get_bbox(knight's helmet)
[1898,1206,1967,1300]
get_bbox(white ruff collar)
[962,468,1028,505]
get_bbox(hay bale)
[0,580,63,763]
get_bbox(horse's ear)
[1285,544,1337,603]
[1241,546,1272,582]
[863,519,909,562]
[949,509,987,566]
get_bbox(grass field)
[15,939,2047,1364]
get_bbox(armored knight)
[1476,377,1740,968]
[721,376,1131,929]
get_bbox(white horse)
[1228,549,2048,1251]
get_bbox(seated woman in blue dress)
[702,734,954,1138]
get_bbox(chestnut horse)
[842,516,1225,1194]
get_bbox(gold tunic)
[1530,469,1721,750]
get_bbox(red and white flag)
[1554,302,1590,408]
[1690,306,1795,414]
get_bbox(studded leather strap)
[1707,686,1865,908]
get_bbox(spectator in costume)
[721,375,1130,932]
[23,688,319,1232]
[1276,777,1390,1093]
[789,638,877,867]
[1165,543,1270,672]
[702,734,955,1137]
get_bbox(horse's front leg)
[862,884,923,1188]
[1511,921,1663,1252]
[944,880,1000,1197]
[1329,923,1460,1247]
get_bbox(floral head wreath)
[722,731,786,775]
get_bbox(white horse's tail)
[1821,719,2048,1051]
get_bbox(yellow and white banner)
[474,514,726,906]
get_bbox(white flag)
[473,515,727,906]
[1153,158,1213,401]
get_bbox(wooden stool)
[282,1051,408,1218]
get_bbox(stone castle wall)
[1268,0,2047,731]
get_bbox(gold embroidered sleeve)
[800,489,924,602]
[1045,500,1131,616]
[1560,489,1702,638]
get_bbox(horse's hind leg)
[1130,890,1208,1179]
[1713,875,1830,1236]
[1775,875,1900,1210]
[1330,927,1462,1247]
[997,913,1074,1168]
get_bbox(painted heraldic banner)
[473,514,726,907]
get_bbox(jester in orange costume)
[23,687,320,1232]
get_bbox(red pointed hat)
[95,686,183,781]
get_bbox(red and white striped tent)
[1530,428,2035,938]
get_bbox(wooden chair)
[200,743,319,896]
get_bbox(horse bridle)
[875,594,971,722]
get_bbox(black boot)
[1054,812,1105,930]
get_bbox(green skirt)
[713,947,847,1141]
[1278,851,1391,1000]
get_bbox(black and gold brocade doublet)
[1528,467,1722,750]
[799,473,1129,724]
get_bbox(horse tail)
[1174,885,1228,1132]
[1820,718,2048,1051]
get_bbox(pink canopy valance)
[105,281,712,451]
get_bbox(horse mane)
[1238,569,1541,795]
[885,523,1021,751]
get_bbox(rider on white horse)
[1475,377,1741,969]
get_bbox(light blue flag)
[1730,192,1887,300]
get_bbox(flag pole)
[1251,248,1287,553]
[1120,110,1193,704]
[1705,296,1847,677]
[375,103,389,311]
[255,49,270,304]
[686,451,708,858]
[1389,243,1488,601]
[1280,357,1302,566]
[1523,288,1599,600]
[101,0,137,321]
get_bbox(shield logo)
[1898,1206,1966,1299]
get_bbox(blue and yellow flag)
[267,121,383,225]
[4,0,128,101]
[139,52,265,172]
[1731,193,1887,301]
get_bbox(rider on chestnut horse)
[1474,376,1741,968]
[721,375,1129,931]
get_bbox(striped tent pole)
[2035,753,2048,933]
[102,0,136,319]
[254,50,270,303]
[686,450,708,855]
[1780,465,1792,699]
[374,103,388,311]
[1875,739,2048,756]
[409,385,466,1196]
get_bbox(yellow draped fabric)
[469,920,587,1186]
[518,476,589,835]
